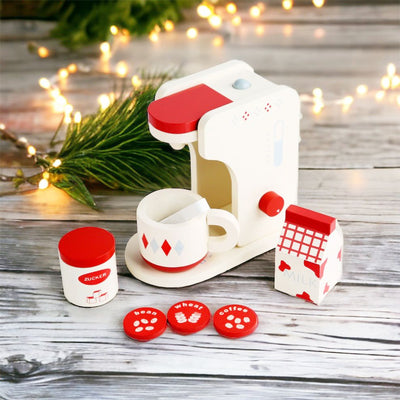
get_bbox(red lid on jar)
[58,227,115,268]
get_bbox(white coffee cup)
[137,188,240,272]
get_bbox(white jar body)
[59,253,118,307]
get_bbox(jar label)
[78,268,111,285]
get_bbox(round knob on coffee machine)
[258,191,284,217]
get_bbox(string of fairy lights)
[0,1,399,192]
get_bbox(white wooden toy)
[136,188,240,272]
[58,227,118,307]
[125,60,301,287]
[275,205,343,305]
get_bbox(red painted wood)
[142,254,207,273]
[58,227,115,268]
[167,300,211,335]
[148,84,232,134]
[213,304,258,339]
[285,205,336,235]
[279,260,291,272]
[259,191,284,217]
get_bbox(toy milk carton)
[275,205,343,305]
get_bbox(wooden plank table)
[1,3,399,399]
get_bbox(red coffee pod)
[123,307,167,342]
[213,304,258,339]
[167,300,211,335]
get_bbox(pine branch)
[47,78,190,208]
[1,73,190,209]
[38,0,199,49]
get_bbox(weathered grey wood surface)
[1,3,400,399]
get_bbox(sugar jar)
[58,227,118,307]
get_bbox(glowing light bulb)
[64,104,73,114]
[100,42,111,55]
[254,25,264,36]
[39,78,51,89]
[27,145,36,156]
[74,112,82,123]
[212,36,224,47]
[313,0,325,7]
[38,46,49,58]
[186,27,198,39]
[375,91,385,101]
[356,84,368,96]
[18,137,27,144]
[381,76,391,90]
[110,25,119,35]
[283,24,293,37]
[164,20,174,32]
[232,16,242,26]
[312,104,323,115]
[226,3,237,14]
[118,29,130,44]
[257,2,266,12]
[197,3,213,19]
[67,63,77,73]
[52,159,62,168]
[54,96,67,112]
[131,75,142,89]
[64,114,72,124]
[375,90,385,101]
[58,68,69,79]
[342,96,354,106]
[391,75,400,89]
[314,28,325,39]
[250,6,261,18]
[116,61,128,77]
[149,31,159,42]
[312,88,323,98]
[42,171,50,180]
[0,123,5,130]
[38,178,49,190]
[208,14,222,28]
[98,94,111,110]
[387,63,396,77]
[282,0,293,11]
[50,88,60,99]
[341,96,353,113]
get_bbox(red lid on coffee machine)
[148,84,232,134]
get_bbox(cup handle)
[206,209,240,253]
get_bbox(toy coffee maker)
[125,60,301,287]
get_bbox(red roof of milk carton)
[277,205,336,264]
[285,205,336,235]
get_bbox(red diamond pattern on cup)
[142,234,149,249]
[161,240,172,256]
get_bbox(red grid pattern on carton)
[277,222,327,263]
